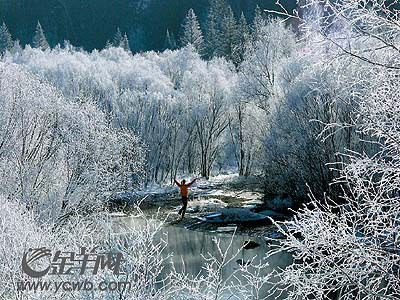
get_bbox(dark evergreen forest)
[0,0,296,51]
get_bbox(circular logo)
[21,247,52,278]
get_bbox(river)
[119,216,292,299]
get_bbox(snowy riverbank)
[109,173,297,239]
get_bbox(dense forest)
[0,0,297,51]
[0,2,326,199]
[1,0,400,299]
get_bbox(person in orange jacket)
[174,178,197,219]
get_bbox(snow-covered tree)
[120,33,131,52]
[180,56,236,178]
[0,62,145,221]
[111,29,131,52]
[205,0,244,61]
[241,18,296,111]
[205,0,230,58]
[180,8,204,54]
[105,39,112,48]
[205,4,218,58]
[232,12,249,66]
[220,6,239,61]
[10,39,22,54]
[3,42,238,182]
[252,5,267,39]
[163,29,177,50]
[112,27,124,47]
[33,21,50,50]
[0,22,13,55]
[269,0,400,298]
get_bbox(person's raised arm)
[174,179,180,187]
[188,178,197,187]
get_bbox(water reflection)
[119,216,291,299]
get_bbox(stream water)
[119,216,292,299]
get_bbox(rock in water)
[258,210,290,221]
[216,226,237,233]
[203,208,268,224]
[186,206,200,213]
[243,240,260,250]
